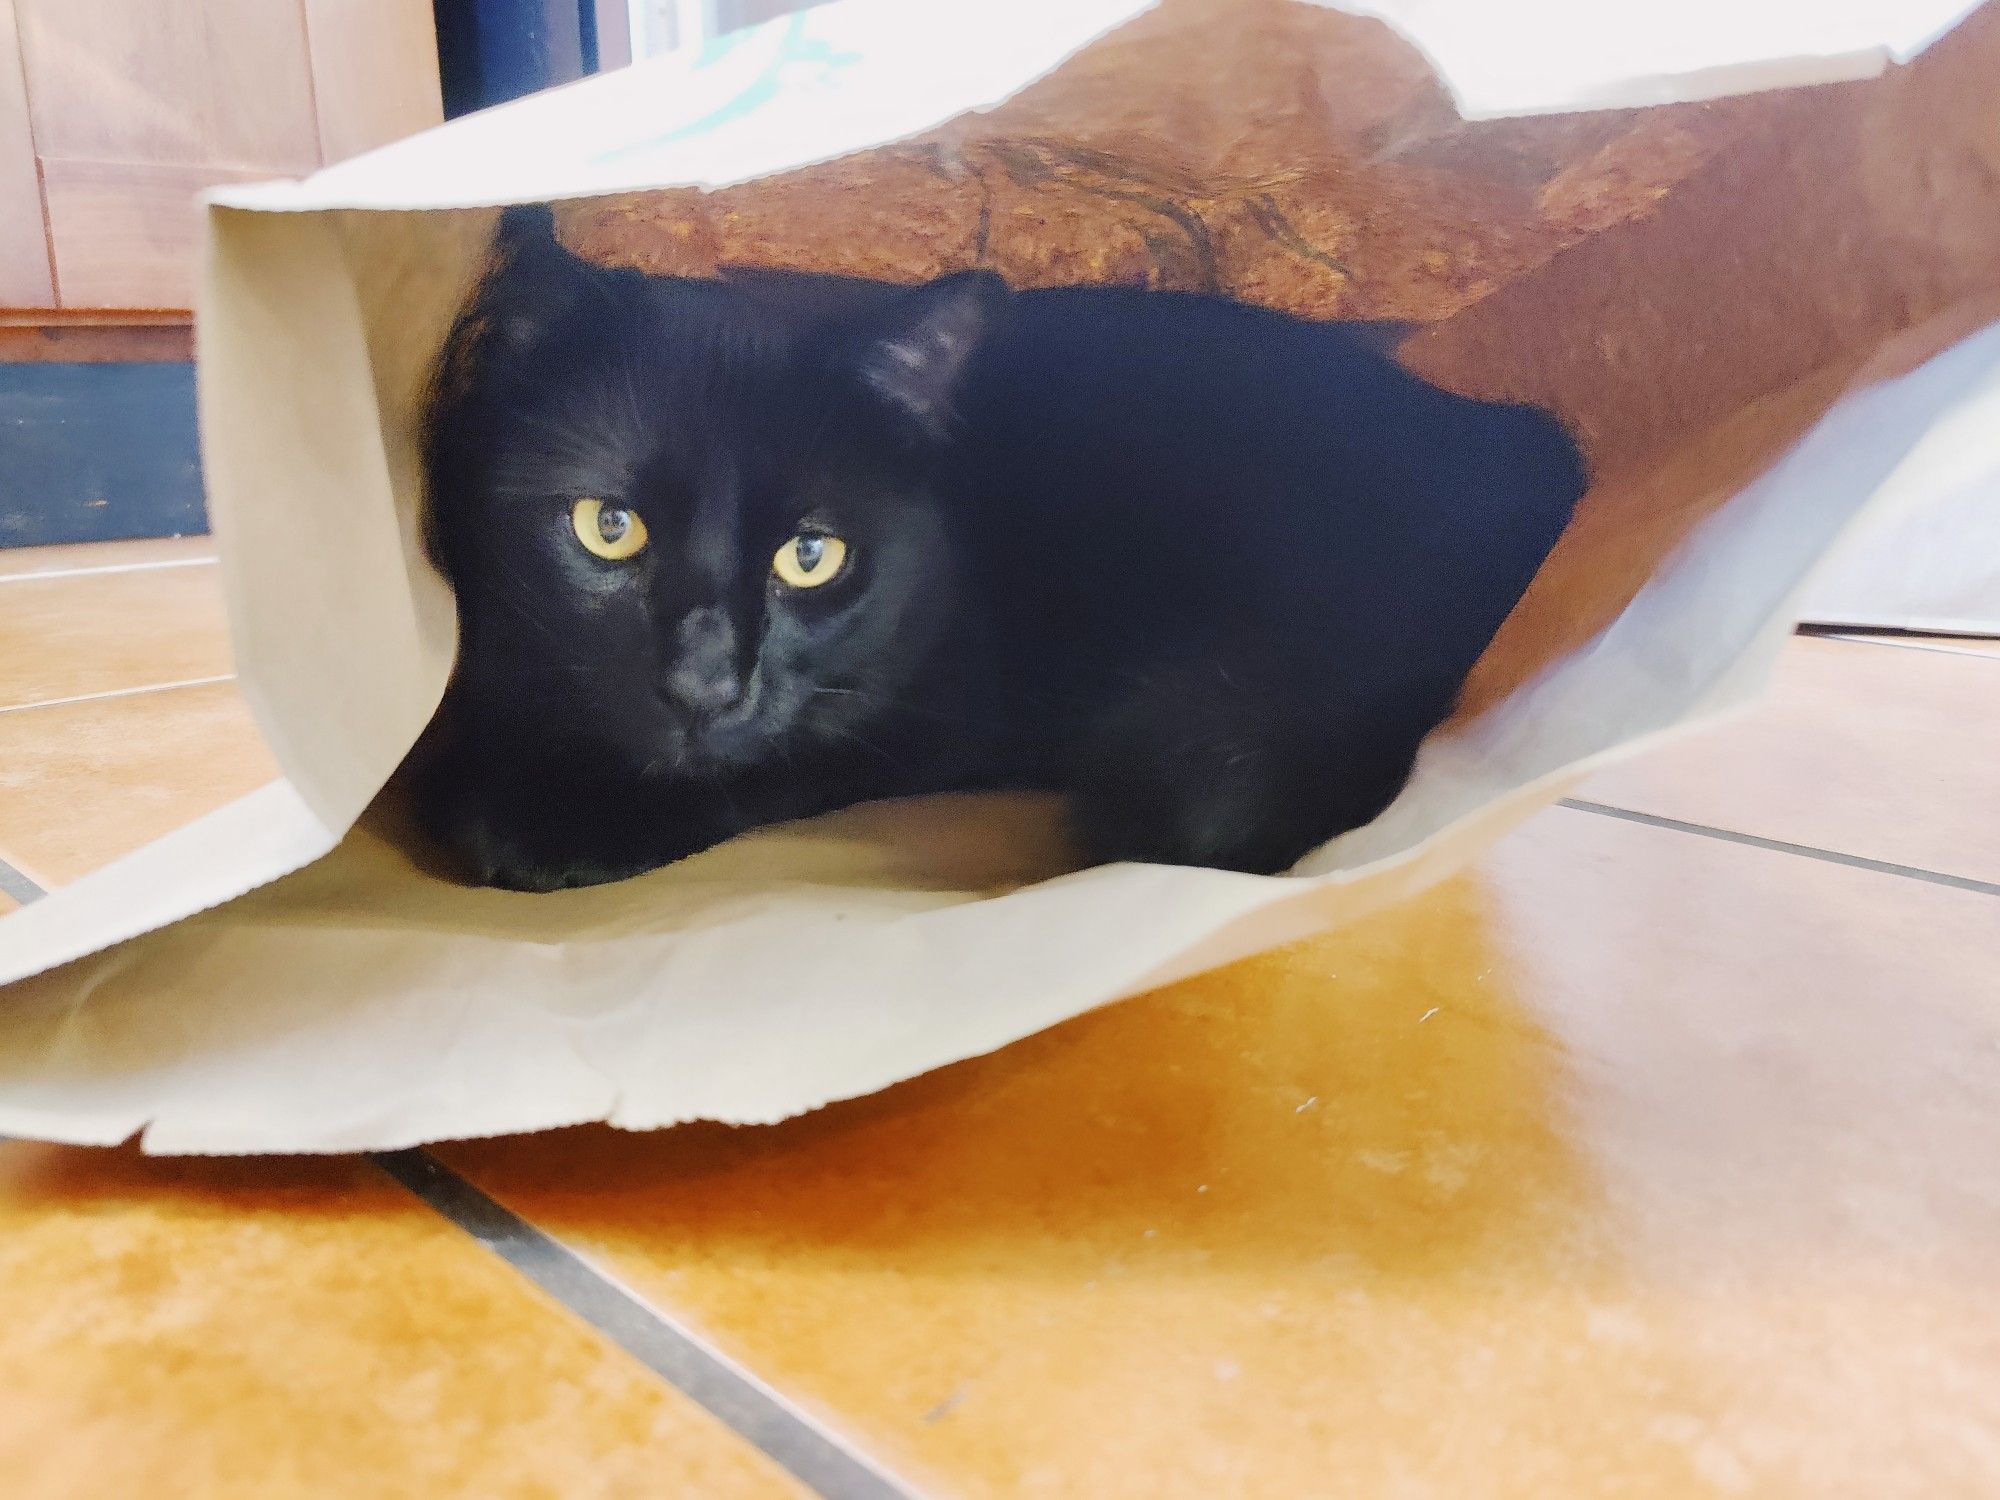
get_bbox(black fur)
[413,206,1584,889]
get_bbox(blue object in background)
[0,364,206,548]
[433,0,592,117]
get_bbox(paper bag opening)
[0,0,1996,1154]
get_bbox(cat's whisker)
[811,685,979,733]
[812,719,916,774]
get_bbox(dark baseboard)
[0,361,208,548]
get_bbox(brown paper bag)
[1,0,1996,1152]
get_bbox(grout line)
[1559,799,2000,898]
[0,555,217,585]
[1807,629,2000,662]
[374,1149,919,1500]
[0,857,45,906]
[0,674,237,717]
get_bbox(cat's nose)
[668,663,743,716]
[668,608,745,717]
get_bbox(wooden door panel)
[9,0,442,313]
[196,0,321,170]
[302,0,442,165]
[16,0,317,172]
[0,0,54,306]
[41,157,263,308]
[18,0,204,164]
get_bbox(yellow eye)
[772,533,848,589]
[571,498,648,561]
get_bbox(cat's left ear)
[849,270,1007,440]
[477,204,602,358]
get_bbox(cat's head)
[425,206,1005,777]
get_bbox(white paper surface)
[1323,0,1985,117]
[1798,485,2000,633]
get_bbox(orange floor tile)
[0,1143,807,1500]
[0,680,279,886]
[0,563,234,711]
[442,806,2000,1499]
[1580,634,2000,884]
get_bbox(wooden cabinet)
[0,0,441,315]
[0,0,50,308]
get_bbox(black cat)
[413,206,1585,890]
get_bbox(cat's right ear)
[474,204,598,357]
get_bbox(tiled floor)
[1,536,1997,1498]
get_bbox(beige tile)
[446,808,2000,1500]
[0,536,214,580]
[0,565,233,710]
[0,1143,806,1500]
[0,681,279,887]
[1579,634,2000,884]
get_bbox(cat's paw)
[1066,684,1306,873]
[432,804,581,891]
[415,769,664,891]
[1069,766,1321,874]
[468,841,643,892]
[1066,659,1420,875]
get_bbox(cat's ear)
[475,204,599,356]
[848,270,1007,440]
